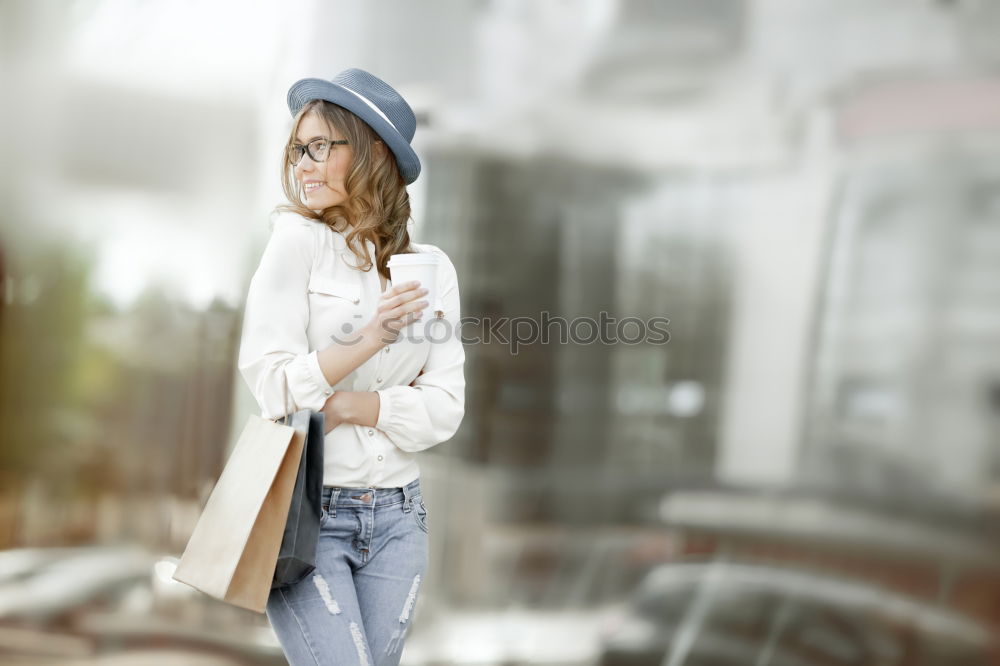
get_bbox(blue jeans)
[266,477,429,666]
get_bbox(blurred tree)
[0,239,94,516]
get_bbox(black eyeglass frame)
[288,138,350,166]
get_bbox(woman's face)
[293,111,353,210]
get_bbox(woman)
[237,68,466,666]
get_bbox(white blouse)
[237,210,466,488]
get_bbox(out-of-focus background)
[2,0,1000,664]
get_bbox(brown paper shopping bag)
[173,410,307,613]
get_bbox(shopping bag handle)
[270,364,295,426]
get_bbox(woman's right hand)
[364,281,429,346]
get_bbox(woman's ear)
[375,140,387,158]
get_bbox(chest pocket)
[308,275,361,304]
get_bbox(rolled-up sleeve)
[238,214,334,420]
[375,248,466,452]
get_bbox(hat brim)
[287,78,421,185]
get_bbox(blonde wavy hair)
[275,99,416,279]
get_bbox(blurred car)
[0,543,154,623]
[0,544,285,665]
[401,530,667,666]
[403,605,616,666]
[597,559,996,666]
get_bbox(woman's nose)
[295,157,316,178]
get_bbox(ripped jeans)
[266,477,429,666]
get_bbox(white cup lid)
[388,252,440,267]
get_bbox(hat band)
[334,83,400,134]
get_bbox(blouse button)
[352,297,360,304]
[367,429,374,436]
[377,455,384,461]
[376,377,382,383]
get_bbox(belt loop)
[330,488,341,517]
[400,482,413,513]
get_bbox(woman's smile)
[304,180,327,195]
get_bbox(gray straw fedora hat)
[287,68,421,184]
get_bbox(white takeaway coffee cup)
[387,253,440,324]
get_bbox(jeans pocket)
[412,497,429,534]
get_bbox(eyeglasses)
[288,138,350,166]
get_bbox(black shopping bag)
[271,409,325,589]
